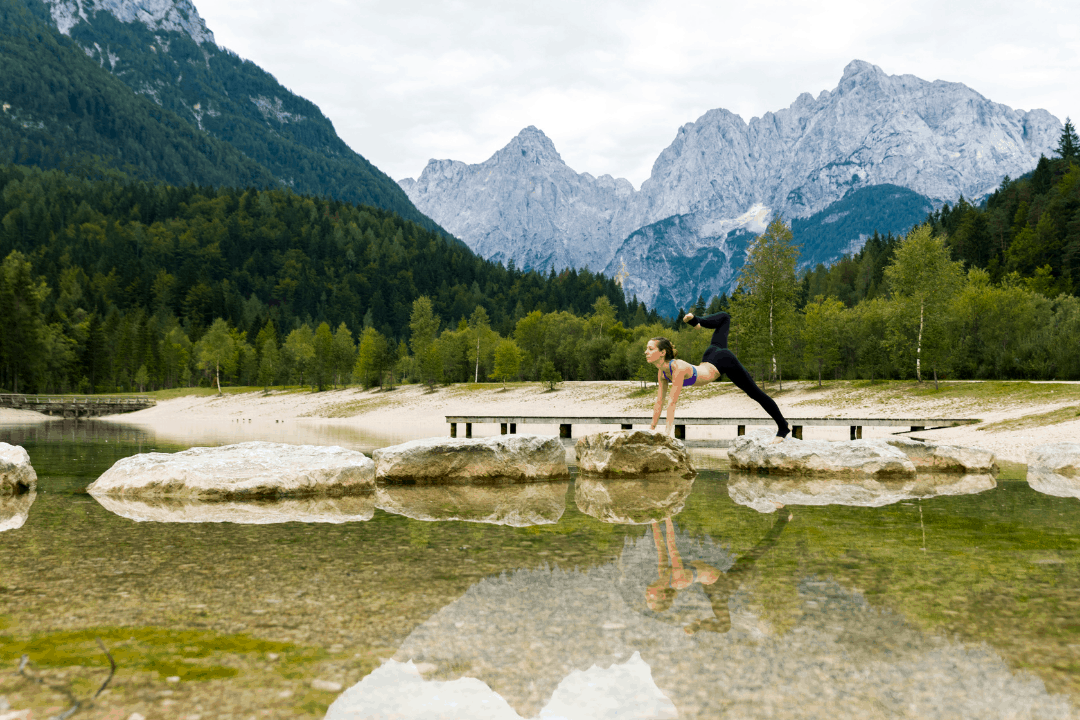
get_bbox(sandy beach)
[5,380,1077,464]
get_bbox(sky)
[195,0,1078,188]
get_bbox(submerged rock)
[1026,469,1080,500]
[885,437,997,473]
[376,483,568,527]
[728,472,997,513]
[0,442,37,495]
[93,495,375,524]
[372,435,568,485]
[1027,442,1080,477]
[574,475,694,524]
[730,436,915,478]
[575,430,694,478]
[87,442,375,499]
[0,490,35,532]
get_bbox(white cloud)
[196,0,1078,187]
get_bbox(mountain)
[401,61,1062,312]
[3,0,441,233]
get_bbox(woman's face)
[644,340,663,364]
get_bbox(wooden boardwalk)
[0,394,155,419]
[446,415,980,441]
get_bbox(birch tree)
[883,224,964,384]
[731,217,800,386]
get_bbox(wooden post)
[675,425,685,440]
[793,425,803,440]
[737,425,745,436]
[465,422,472,438]
[500,423,508,435]
[910,426,924,432]
[450,422,457,437]
[560,423,572,439]
[621,424,632,430]
[509,423,516,434]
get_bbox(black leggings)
[689,311,789,436]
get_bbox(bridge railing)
[0,394,155,408]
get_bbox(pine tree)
[1057,117,1079,161]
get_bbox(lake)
[1,420,1077,719]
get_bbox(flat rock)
[1026,469,1080,500]
[0,491,35,532]
[730,435,915,478]
[0,442,37,494]
[93,495,375,524]
[574,475,694,524]
[372,435,569,485]
[728,472,997,513]
[87,442,375,499]
[376,483,567,527]
[1027,442,1080,477]
[575,430,694,478]
[885,437,997,473]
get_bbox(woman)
[645,311,790,442]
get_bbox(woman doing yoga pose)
[645,311,790,442]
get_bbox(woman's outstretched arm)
[650,372,667,430]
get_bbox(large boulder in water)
[884,437,997,473]
[574,475,694,524]
[87,442,375,499]
[375,483,568,526]
[0,491,35,532]
[575,430,694,478]
[93,495,375,524]
[0,442,37,495]
[729,435,915,478]
[372,435,569,485]
[728,472,996,513]
[1026,442,1080,499]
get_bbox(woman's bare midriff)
[696,361,720,384]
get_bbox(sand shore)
[3,380,1078,463]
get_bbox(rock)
[885,437,997,473]
[575,430,694,478]
[87,442,375,499]
[0,491,35,532]
[730,436,915,478]
[93,495,375,524]
[1026,469,1080,500]
[574,475,694,524]
[376,483,567,527]
[728,473,996,513]
[372,435,568,485]
[0,443,37,495]
[1027,442,1080,477]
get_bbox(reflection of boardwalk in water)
[330,516,1075,719]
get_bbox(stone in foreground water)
[87,441,375,498]
[575,430,694,478]
[372,435,569,485]
[574,475,694,524]
[93,495,375,524]
[730,435,915,478]
[375,483,567,526]
[885,436,998,473]
[0,490,35,532]
[0,442,36,494]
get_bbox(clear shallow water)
[1,420,1078,719]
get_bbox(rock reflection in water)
[1027,469,1080,500]
[93,494,375,524]
[0,490,35,532]
[728,471,997,513]
[326,517,1074,719]
[574,474,694,525]
[374,483,568,527]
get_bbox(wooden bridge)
[0,394,155,419]
[446,415,981,444]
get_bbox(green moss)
[0,627,304,681]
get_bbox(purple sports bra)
[662,361,698,387]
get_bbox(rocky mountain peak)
[494,126,565,166]
[41,0,215,45]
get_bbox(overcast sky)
[196,0,1077,188]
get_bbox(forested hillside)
[1,0,441,232]
[0,163,656,393]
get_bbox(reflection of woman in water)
[684,510,791,635]
[645,517,721,612]
[645,311,790,441]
